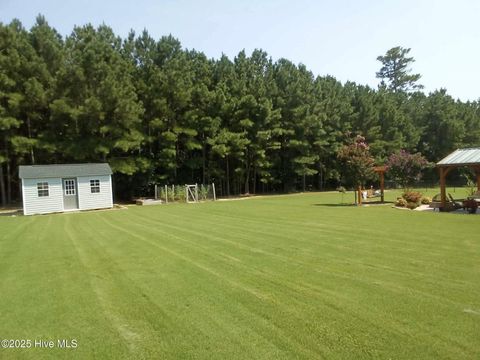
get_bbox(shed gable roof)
[437,148,480,166]
[19,163,112,179]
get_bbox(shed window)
[37,182,49,197]
[90,180,100,193]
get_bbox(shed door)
[62,178,79,210]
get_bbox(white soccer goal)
[185,184,199,203]
[186,183,217,203]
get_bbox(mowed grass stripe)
[213,200,480,257]
[99,208,470,358]
[124,204,480,308]
[71,213,259,360]
[62,215,140,357]
[109,205,476,358]
[92,212,325,359]
[124,207,443,290]
[1,216,127,360]
[0,216,35,243]
[146,198,477,271]
[67,215,251,359]
[124,202,472,304]
[199,198,480,283]
[128,205,454,278]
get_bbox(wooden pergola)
[373,165,387,203]
[437,148,480,209]
[356,165,387,205]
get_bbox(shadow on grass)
[312,203,356,207]
[313,201,394,207]
[362,200,395,205]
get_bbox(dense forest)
[1,16,479,204]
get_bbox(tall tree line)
[1,17,479,204]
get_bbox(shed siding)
[77,175,113,210]
[23,178,64,215]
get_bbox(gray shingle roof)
[19,163,112,179]
[437,148,480,166]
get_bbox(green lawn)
[0,191,479,359]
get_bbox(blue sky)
[1,0,479,101]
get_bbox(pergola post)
[439,167,451,209]
[379,171,385,203]
[373,166,386,204]
[475,166,480,191]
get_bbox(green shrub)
[466,179,477,197]
[199,185,208,200]
[174,186,186,202]
[395,198,408,207]
[402,191,423,203]
[167,186,175,201]
[421,196,431,205]
[407,201,419,210]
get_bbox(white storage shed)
[19,163,113,215]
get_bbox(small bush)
[167,186,175,201]
[199,185,208,200]
[395,198,408,207]
[421,196,431,204]
[407,201,419,210]
[174,186,186,202]
[402,191,423,203]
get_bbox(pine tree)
[50,24,144,176]
[376,46,423,92]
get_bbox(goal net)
[186,184,198,203]
[186,184,217,203]
[156,183,216,203]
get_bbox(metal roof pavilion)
[436,148,480,210]
[437,148,480,166]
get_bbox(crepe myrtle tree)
[337,134,375,203]
[387,150,429,190]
